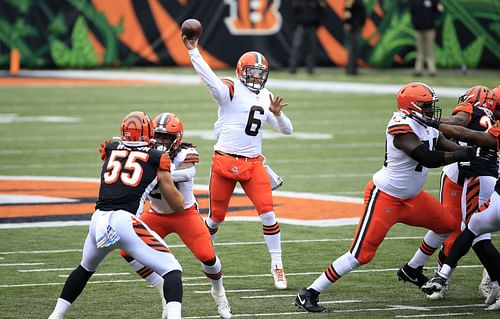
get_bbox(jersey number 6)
[245,105,264,136]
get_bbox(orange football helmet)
[152,113,183,152]
[492,86,500,108]
[458,85,496,111]
[397,82,441,119]
[236,51,269,93]
[120,111,153,144]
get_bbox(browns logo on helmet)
[120,111,154,145]
[397,82,441,120]
[236,51,269,93]
[458,85,496,111]
[152,113,184,153]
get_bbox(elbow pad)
[410,144,445,168]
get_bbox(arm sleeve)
[171,165,196,183]
[189,48,230,105]
[267,112,293,135]
[410,144,445,168]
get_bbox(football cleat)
[485,287,500,310]
[479,268,492,299]
[426,278,449,300]
[294,288,327,313]
[271,266,288,289]
[397,263,429,288]
[211,286,232,319]
[421,274,447,295]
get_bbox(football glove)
[452,146,478,162]
[99,139,111,161]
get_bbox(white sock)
[202,256,223,286]
[51,298,72,315]
[408,231,447,268]
[260,212,283,268]
[165,301,182,319]
[205,217,220,242]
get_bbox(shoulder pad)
[388,114,414,136]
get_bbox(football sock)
[408,231,447,268]
[205,218,219,242]
[309,252,359,292]
[59,265,94,303]
[202,256,223,286]
[260,212,282,268]
[50,298,72,316]
[472,239,500,283]
[163,270,182,303]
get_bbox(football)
[181,19,203,40]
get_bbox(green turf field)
[0,69,499,318]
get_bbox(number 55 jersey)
[96,141,171,215]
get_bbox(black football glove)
[452,146,478,162]
[409,111,440,129]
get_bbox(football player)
[48,112,185,319]
[182,34,293,289]
[398,85,500,300]
[294,82,477,312]
[119,113,232,319]
[411,111,500,310]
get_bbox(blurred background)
[0,0,498,72]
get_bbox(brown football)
[181,19,203,40]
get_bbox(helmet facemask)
[153,131,180,153]
[241,65,268,93]
[416,100,442,121]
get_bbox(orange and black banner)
[0,0,498,70]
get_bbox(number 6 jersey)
[188,48,292,157]
[373,111,440,199]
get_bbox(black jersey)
[95,142,170,215]
[457,105,498,178]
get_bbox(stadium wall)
[0,0,498,70]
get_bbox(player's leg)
[295,181,397,313]
[206,159,237,241]
[176,206,232,318]
[242,161,286,289]
[397,191,457,289]
[48,211,112,319]
[119,214,183,319]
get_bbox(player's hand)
[269,94,288,116]
[182,35,198,50]
[409,111,440,129]
[452,146,478,162]
[99,139,111,161]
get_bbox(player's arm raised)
[439,122,498,149]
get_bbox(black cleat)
[421,274,447,295]
[397,263,429,288]
[294,288,327,313]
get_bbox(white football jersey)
[149,147,198,214]
[373,111,440,199]
[189,48,293,157]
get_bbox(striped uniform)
[465,123,500,237]
[441,104,497,255]
[82,142,181,276]
[349,111,458,264]
[133,146,217,264]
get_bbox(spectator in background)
[409,0,443,76]
[344,0,366,75]
[288,0,326,74]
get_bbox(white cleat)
[485,287,500,311]
[479,268,492,299]
[271,266,288,290]
[211,286,232,319]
